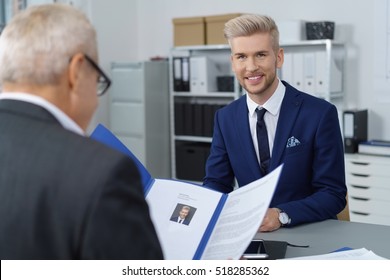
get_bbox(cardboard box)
[173,16,205,46]
[205,13,242,45]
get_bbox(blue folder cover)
[90,124,282,260]
[90,124,226,259]
[332,247,353,253]
[90,123,153,194]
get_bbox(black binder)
[203,104,214,137]
[181,57,190,91]
[174,102,185,135]
[183,102,194,135]
[173,57,190,92]
[343,109,368,153]
[193,103,204,136]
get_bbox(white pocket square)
[286,136,301,148]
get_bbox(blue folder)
[90,123,153,194]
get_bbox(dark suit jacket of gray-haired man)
[0,4,163,260]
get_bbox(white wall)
[25,0,388,140]
[88,0,138,131]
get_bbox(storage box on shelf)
[306,21,335,40]
[172,16,205,46]
[173,13,242,46]
[204,13,242,45]
[345,153,390,226]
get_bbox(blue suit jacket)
[204,81,347,226]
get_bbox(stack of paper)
[358,140,390,156]
[286,248,387,260]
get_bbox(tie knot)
[256,108,267,120]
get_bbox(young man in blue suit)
[203,14,347,232]
[0,4,162,259]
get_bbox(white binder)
[189,56,220,93]
[281,52,293,85]
[315,51,327,96]
[303,52,316,95]
[292,53,304,91]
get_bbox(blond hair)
[224,14,280,52]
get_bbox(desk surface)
[255,219,390,259]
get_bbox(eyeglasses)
[83,54,112,96]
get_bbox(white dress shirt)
[246,79,285,164]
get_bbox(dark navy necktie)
[256,108,270,175]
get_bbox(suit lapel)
[271,84,303,168]
[234,96,262,178]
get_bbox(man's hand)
[258,208,281,232]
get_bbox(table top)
[255,219,390,259]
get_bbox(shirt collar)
[246,79,286,117]
[0,92,85,136]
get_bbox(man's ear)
[68,53,85,92]
[276,48,284,69]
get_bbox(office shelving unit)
[280,39,345,112]
[169,40,345,182]
[169,44,241,182]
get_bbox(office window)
[0,0,5,33]
[0,0,28,30]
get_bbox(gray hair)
[224,14,280,52]
[0,4,97,85]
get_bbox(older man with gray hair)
[0,4,163,260]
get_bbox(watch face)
[279,212,289,224]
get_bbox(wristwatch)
[278,209,291,226]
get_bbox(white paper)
[201,165,282,260]
[146,179,222,260]
[286,248,387,260]
[146,165,283,260]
